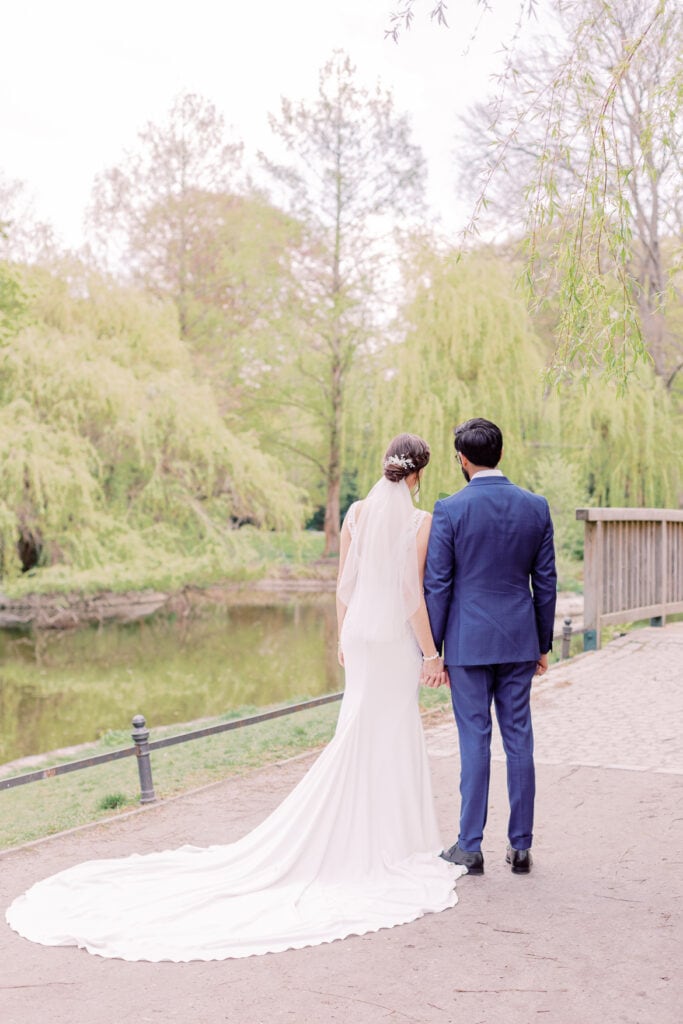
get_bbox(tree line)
[0,3,681,587]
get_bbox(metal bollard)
[131,714,157,804]
[561,617,573,660]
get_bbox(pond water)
[0,589,343,765]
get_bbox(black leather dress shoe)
[440,842,484,874]
[506,845,533,874]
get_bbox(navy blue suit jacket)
[424,476,557,666]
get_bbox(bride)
[5,433,465,962]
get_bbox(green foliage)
[3,45,681,597]
[88,92,242,292]
[349,243,682,557]
[0,261,28,343]
[86,92,325,519]
[386,0,451,41]
[260,50,428,552]
[353,249,548,506]
[528,454,587,563]
[558,368,683,508]
[0,262,306,581]
[1,528,325,598]
[458,0,682,389]
[540,0,681,388]
[96,792,130,811]
[85,98,307,428]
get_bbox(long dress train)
[5,485,464,961]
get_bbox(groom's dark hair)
[454,418,503,467]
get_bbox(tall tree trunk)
[323,355,342,556]
[323,138,344,558]
[323,477,341,556]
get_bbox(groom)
[423,418,557,875]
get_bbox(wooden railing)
[577,507,683,649]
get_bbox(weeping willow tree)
[347,243,683,572]
[0,262,306,585]
[351,248,549,507]
[526,367,683,570]
[558,370,683,509]
[391,1,682,389]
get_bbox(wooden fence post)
[579,513,600,650]
[650,520,667,628]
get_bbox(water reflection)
[0,590,343,764]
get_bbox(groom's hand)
[535,653,549,676]
[435,667,451,689]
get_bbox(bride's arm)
[409,515,447,686]
[335,506,356,666]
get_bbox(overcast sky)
[2,1,543,248]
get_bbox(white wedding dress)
[6,479,464,961]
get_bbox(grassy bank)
[0,688,452,850]
[2,528,586,601]
[1,529,330,599]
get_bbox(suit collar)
[467,475,511,486]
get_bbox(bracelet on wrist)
[422,652,441,662]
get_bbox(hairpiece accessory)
[384,453,415,471]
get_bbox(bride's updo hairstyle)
[383,433,431,482]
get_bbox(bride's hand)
[423,670,449,688]
[337,644,344,667]
[421,655,445,687]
